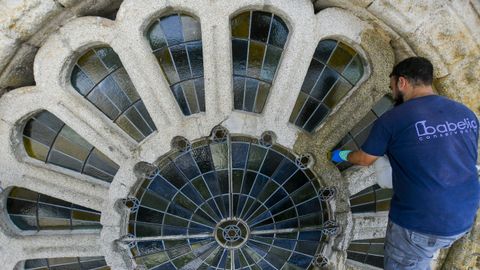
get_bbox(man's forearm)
[347,150,378,166]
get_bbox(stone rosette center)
[215,219,249,249]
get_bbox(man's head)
[389,57,434,105]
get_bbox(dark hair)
[389,57,433,86]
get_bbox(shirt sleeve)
[361,118,391,157]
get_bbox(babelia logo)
[415,118,478,141]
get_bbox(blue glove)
[331,150,351,163]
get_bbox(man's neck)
[404,85,435,101]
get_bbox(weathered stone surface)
[0,43,38,90]
[0,33,18,74]
[0,0,62,41]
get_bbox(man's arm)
[331,149,380,166]
[347,150,379,166]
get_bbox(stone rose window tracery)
[0,1,399,269]
[124,131,337,269]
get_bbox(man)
[332,57,479,269]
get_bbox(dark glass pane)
[323,77,353,108]
[48,150,83,172]
[350,111,377,136]
[155,47,180,84]
[260,45,282,83]
[181,15,201,42]
[247,41,266,79]
[232,39,248,76]
[135,101,157,132]
[268,15,288,48]
[194,78,206,112]
[71,66,94,95]
[343,54,363,84]
[232,143,249,168]
[94,47,122,71]
[294,97,319,128]
[244,78,258,112]
[97,78,131,114]
[254,82,269,114]
[304,103,330,132]
[182,80,199,114]
[187,41,203,77]
[160,14,184,46]
[112,68,140,103]
[300,60,324,94]
[233,76,245,110]
[115,114,144,142]
[171,84,190,115]
[23,119,58,146]
[87,85,121,120]
[122,105,154,137]
[34,111,64,132]
[250,11,272,43]
[232,12,250,38]
[170,45,191,81]
[310,66,339,100]
[148,20,167,51]
[313,39,337,63]
[372,96,394,116]
[289,92,308,123]
[76,50,109,83]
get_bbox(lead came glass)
[349,184,393,213]
[24,256,109,270]
[7,187,102,231]
[147,13,205,116]
[347,238,385,268]
[231,11,289,113]
[290,39,365,132]
[334,96,394,171]
[128,135,334,269]
[71,47,156,142]
[23,111,119,182]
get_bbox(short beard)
[394,92,404,107]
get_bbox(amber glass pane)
[148,13,205,116]
[23,111,119,182]
[231,12,250,38]
[72,47,156,141]
[290,40,365,132]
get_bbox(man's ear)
[397,76,408,91]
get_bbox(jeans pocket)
[410,231,454,249]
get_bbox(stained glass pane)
[128,135,333,269]
[71,47,156,141]
[350,184,393,214]
[290,40,365,132]
[334,96,394,171]
[148,14,205,116]
[347,238,385,269]
[231,11,289,113]
[23,111,118,182]
[7,187,102,231]
[24,257,109,270]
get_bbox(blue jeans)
[384,220,469,270]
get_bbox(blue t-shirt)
[362,95,479,236]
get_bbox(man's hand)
[331,150,352,163]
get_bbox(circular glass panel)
[127,135,333,269]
